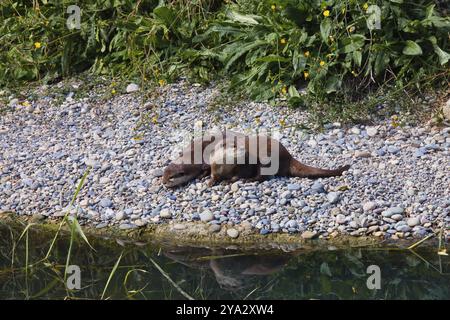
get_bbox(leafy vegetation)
[1,0,449,114]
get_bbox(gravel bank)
[1,80,449,241]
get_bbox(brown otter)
[162,130,244,187]
[208,134,350,186]
[163,131,350,188]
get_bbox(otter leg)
[208,174,220,187]
[246,174,266,183]
[199,168,211,179]
[246,165,267,183]
[230,176,240,182]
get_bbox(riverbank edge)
[1,211,433,251]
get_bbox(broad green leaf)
[325,75,342,94]
[402,40,422,55]
[292,51,307,73]
[288,85,300,98]
[153,6,175,25]
[353,51,362,67]
[226,10,260,25]
[429,37,450,65]
[224,40,266,70]
[340,34,366,53]
[433,46,450,65]
[374,52,390,76]
[320,18,332,42]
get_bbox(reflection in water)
[0,223,449,299]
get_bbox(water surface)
[0,223,448,299]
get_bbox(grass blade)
[149,257,194,300]
[101,251,123,300]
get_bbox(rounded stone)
[407,217,420,227]
[209,224,221,233]
[227,228,239,239]
[160,208,172,219]
[200,210,214,222]
[301,231,318,239]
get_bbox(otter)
[162,130,244,187]
[163,131,350,187]
[207,134,350,186]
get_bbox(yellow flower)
[319,60,325,66]
[34,42,41,49]
[323,10,330,17]
[303,71,309,79]
[363,3,369,11]
[152,116,158,124]
[271,4,276,11]
[22,101,31,107]
[279,119,286,127]
[111,89,116,94]
[280,38,286,45]
[391,115,399,127]
[158,79,166,86]
[281,86,287,95]
[348,26,355,33]
[304,51,310,57]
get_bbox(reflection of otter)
[163,248,295,292]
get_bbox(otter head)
[162,163,203,188]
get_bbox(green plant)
[1,0,448,116]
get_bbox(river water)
[0,223,449,299]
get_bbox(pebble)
[209,224,221,233]
[160,209,172,219]
[366,127,378,137]
[355,151,371,158]
[287,183,301,191]
[336,214,346,224]
[99,198,113,208]
[173,223,187,230]
[407,217,420,227]
[387,146,400,154]
[382,206,404,217]
[126,83,139,93]
[115,211,125,221]
[119,223,138,230]
[363,201,377,212]
[301,231,318,239]
[311,181,325,194]
[200,210,214,222]
[327,192,340,204]
[227,228,239,239]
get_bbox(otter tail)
[289,159,350,178]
